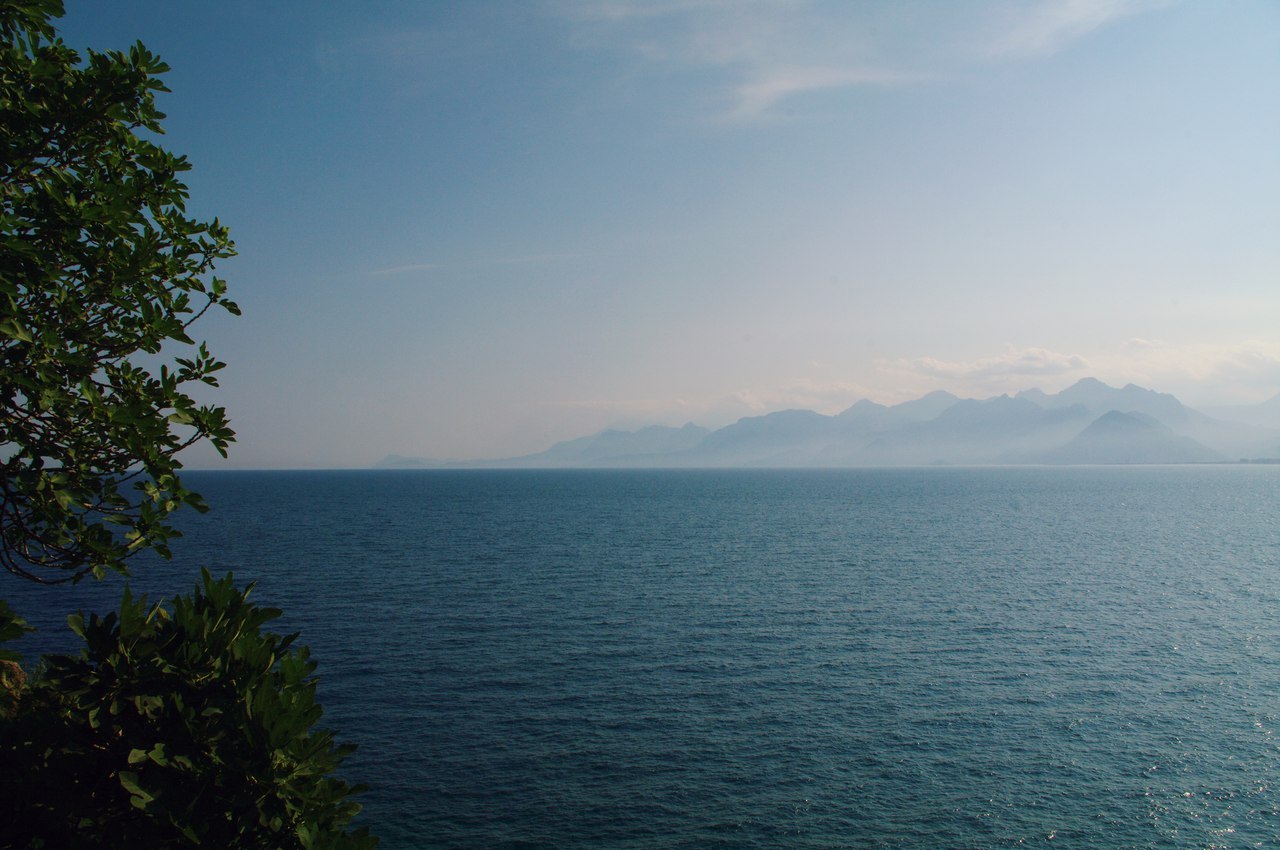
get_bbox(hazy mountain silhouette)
[1197,393,1280,459]
[382,378,1279,468]
[373,453,445,469]
[1025,411,1225,465]
[873,396,1095,466]
[838,390,962,427]
[1203,392,1280,431]
[1036,377,1191,423]
[487,423,710,468]
[683,410,840,466]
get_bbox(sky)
[58,0,1280,468]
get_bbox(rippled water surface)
[7,467,1280,848]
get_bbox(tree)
[0,3,376,846]
[1,0,237,583]
[1,572,375,849]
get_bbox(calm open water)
[5,467,1280,848]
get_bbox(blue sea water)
[4,467,1280,848]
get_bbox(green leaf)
[118,770,154,805]
[0,317,33,342]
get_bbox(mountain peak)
[1031,410,1224,464]
[388,378,1278,468]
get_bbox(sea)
[3,466,1279,849]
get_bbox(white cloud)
[559,0,909,120]
[565,0,755,23]
[728,65,912,121]
[985,0,1173,58]
[877,341,1280,408]
[370,251,588,276]
[560,0,1177,119]
[1098,339,1280,405]
[557,396,694,415]
[725,376,877,414]
[887,346,1090,382]
[552,376,879,433]
[564,0,1179,119]
[862,345,1091,403]
[488,251,593,266]
[369,262,441,276]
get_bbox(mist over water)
[7,467,1279,848]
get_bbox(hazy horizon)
[61,1,1279,468]
[252,375,1280,468]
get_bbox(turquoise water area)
[6,467,1279,848]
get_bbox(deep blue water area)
[5,467,1279,848]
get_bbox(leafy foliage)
[1,0,239,582]
[0,571,376,849]
[0,596,33,659]
[0,3,377,846]
[0,598,32,717]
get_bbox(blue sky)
[60,1,1279,467]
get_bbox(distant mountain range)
[376,378,1280,469]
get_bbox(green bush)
[0,571,376,849]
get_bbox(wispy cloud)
[489,251,593,266]
[567,0,748,23]
[877,340,1280,408]
[370,262,442,277]
[559,0,910,120]
[724,376,882,415]
[888,345,1090,382]
[865,345,1089,403]
[985,0,1173,58]
[553,375,877,429]
[1099,339,1280,405]
[559,0,1175,119]
[370,251,590,276]
[728,65,914,121]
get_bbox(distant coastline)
[378,378,1280,470]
